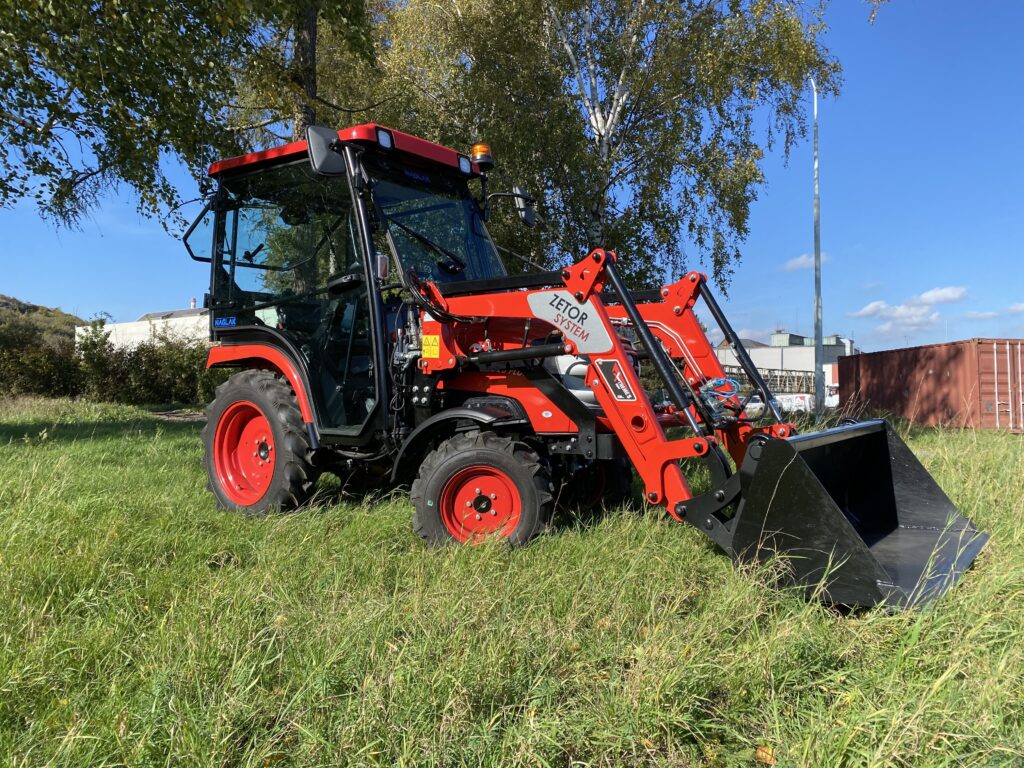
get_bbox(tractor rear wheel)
[411,432,552,546]
[201,369,318,515]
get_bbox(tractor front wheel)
[201,370,318,515]
[411,432,552,546]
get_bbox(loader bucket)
[730,419,987,609]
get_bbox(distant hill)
[0,295,84,344]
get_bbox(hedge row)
[0,317,227,406]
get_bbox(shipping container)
[839,338,1024,431]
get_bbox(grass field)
[1,397,1022,767]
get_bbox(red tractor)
[184,123,986,609]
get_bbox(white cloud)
[852,286,966,340]
[782,253,829,271]
[873,313,941,336]
[911,286,967,305]
[852,300,888,318]
[735,328,775,344]
[1009,303,1024,314]
[965,311,998,321]
[851,300,941,336]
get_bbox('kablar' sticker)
[595,359,636,401]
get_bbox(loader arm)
[603,271,792,467]
[418,249,789,517]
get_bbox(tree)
[0,0,367,225]
[350,0,838,285]
[3,0,845,289]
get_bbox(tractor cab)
[186,124,511,440]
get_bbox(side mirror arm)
[484,188,539,228]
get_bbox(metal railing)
[720,365,820,395]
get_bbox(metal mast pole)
[811,77,824,416]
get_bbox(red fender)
[206,344,315,424]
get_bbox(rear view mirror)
[326,271,365,295]
[306,126,347,176]
[513,186,536,228]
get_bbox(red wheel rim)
[213,400,275,506]
[439,465,522,542]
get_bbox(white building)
[76,305,209,348]
[715,331,859,396]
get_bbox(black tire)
[411,431,553,546]
[201,369,318,515]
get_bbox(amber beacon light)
[470,143,494,171]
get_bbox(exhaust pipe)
[723,419,987,609]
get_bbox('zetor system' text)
[547,295,591,343]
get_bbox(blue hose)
[706,378,740,399]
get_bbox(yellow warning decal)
[422,334,440,359]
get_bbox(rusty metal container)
[839,338,1024,431]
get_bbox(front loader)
[185,123,987,609]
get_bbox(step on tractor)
[184,123,987,609]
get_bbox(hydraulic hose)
[603,261,704,435]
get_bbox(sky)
[2,0,1022,352]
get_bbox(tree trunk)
[587,137,611,247]
[587,192,605,247]
[292,4,318,140]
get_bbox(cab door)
[199,163,382,437]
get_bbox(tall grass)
[0,398,1021,766]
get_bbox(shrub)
[77,320,226,406]
[0,316,226,406]
[0,315,83,397]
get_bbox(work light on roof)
[457,155,472,174]
[376,128,394,149]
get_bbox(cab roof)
[207,123,481,178]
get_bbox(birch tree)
[543,0,839,284]
[361,0,838,285]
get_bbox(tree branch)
[582,8,606,135]
[311,93,395,116]
[606,0,653,143]
[227,117,285,132]
[548,6,601,137]
[0,110,42,133]
[38,84,77,138]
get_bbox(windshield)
[366,161,506,284]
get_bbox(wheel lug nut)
[490,493,497,499]
[475,514,482,521]
[474,488,481,495]
[490,510,497,516]
[465,501,472,507]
